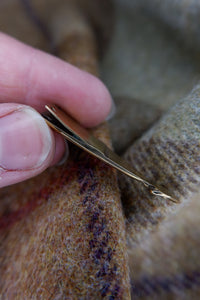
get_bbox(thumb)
[0,103,55,188]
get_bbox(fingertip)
[80,76,114,127]
[105,97,116,121]
[59,71,114,127]
[50,133,69,166]
[0,103,55,188]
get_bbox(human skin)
[0,33,113,188]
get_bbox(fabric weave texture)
[0,0,200,299]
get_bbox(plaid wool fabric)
[0,0,200,299]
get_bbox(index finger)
[0,33,113,127]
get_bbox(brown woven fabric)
[0,1,130,299]
[1,0,200,299]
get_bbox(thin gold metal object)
[42,104,179,203]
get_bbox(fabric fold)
[0,1,130,299]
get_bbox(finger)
[50,132,69,166]
[0,33,114,127]
[0,103,55,188]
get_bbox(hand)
[0,33,114,188]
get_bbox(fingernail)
[106,98,116,121]
[0,106,53,171]
[56,140,69,166]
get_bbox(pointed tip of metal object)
[149,185,179,203]
[42,104,180,204]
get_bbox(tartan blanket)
[0,0,200,299]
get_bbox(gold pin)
[42,105,179,203]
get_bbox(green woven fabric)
[103,1,200,299]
